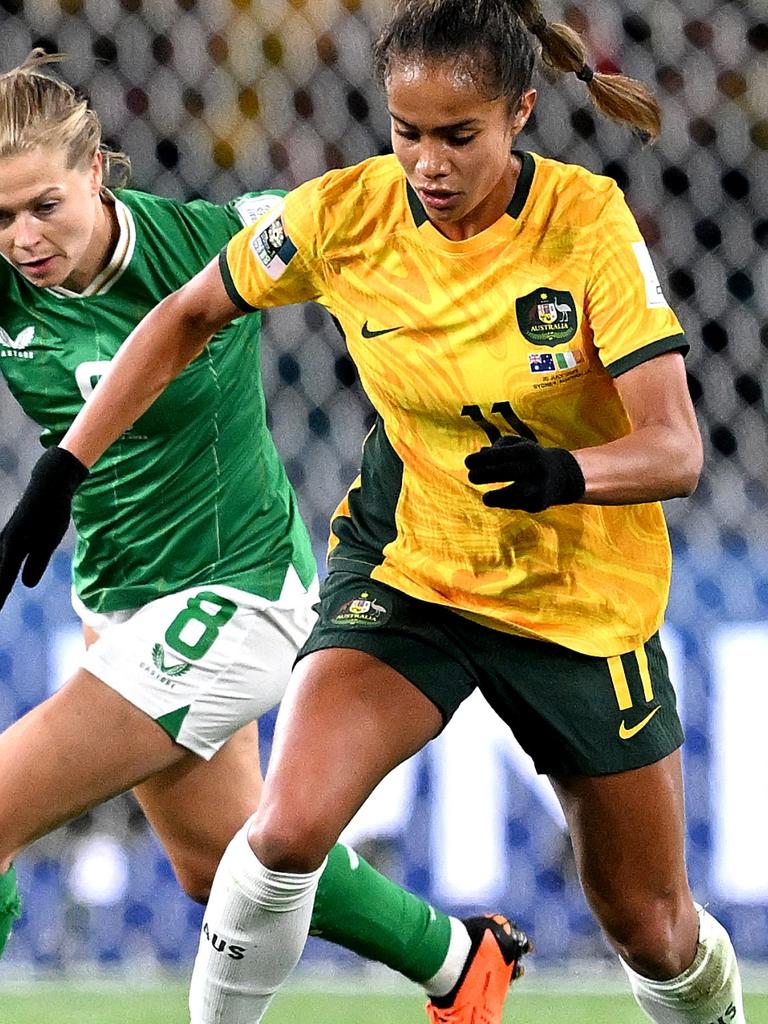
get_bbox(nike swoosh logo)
[361,321,402,339]
[619,706,661,740]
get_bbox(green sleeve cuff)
[606,334,689,378]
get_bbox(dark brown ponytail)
[512,1,661,140]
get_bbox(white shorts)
[72,567,319,760]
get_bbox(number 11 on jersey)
[461,402,538,443]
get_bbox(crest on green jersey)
[516,288,578,347]
[151,643,192,677]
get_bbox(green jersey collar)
[46,191,136,299]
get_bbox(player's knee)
[0,802,26,868]
[246,812,331,873]
[597,892,695,978]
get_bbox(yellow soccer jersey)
[221,152,688,657]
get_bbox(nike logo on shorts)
[619,705,661,740]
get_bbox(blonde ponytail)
[0,49,132,184]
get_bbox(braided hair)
[374,0,661,141]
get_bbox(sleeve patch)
[631,241,669,310]
[249,208,297,281]
[233,193,284,226]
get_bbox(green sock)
[0,865,21,958]
[309,843,452,984]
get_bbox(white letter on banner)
[341,755,421,846]
[711,623,768,901]
[430,690,565,905]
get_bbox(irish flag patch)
[529,348,584,373]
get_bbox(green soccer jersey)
[0,189,316,612]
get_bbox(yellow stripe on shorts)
[608,655,633,711]
[635,643,654,702]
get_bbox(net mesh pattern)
[0,0,765,970]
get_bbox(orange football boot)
[425,914,531,1024]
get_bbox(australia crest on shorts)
[331,591,391,627]
[516,287,578,346]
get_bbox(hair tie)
[529,15,547,37]
[575,63,595,83]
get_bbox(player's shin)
[309,842,468,989]
[0,864,21,957]
[189,819,323,1024]
[620,906,745,1024]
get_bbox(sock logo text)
[708,1004,737,1024]
[202,921,247,960]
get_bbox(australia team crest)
[516,288,578,347]
[331,591,391,627]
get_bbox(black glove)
[465,435,585,513]
[0,447,89,609]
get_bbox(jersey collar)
[405,150,536,251]
[506,150,536,218]
[46,191,136,299]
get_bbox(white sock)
[620,906,745,1024]
[423,917,473,997]
[188,818,324,1024]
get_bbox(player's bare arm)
[572,352,703,504]
[61,256,240,468]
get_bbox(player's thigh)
[80,579,316,760]
[253,573,471,869]
[255,647,445,870]
[549,750,698,976]
[0,667,185,865]
[133,720,264,901]
[474,630,694,958]
[551,749,689,905]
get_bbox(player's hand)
[0,447,89,609]
[465,435,585,512]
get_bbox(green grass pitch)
[2,985,768,1024]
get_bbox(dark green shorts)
[297,571,684,777]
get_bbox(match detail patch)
[234,193,283,226]
[249,207,297,281]
[631,241,669,309]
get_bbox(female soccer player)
[0,50,529,1023]
[1,2,745,1022]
